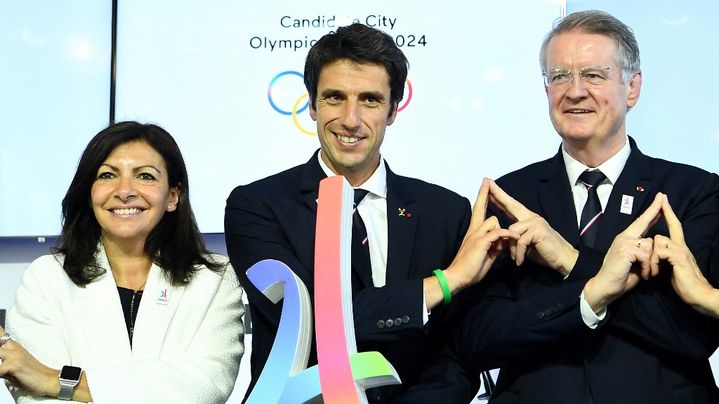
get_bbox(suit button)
[377,320,385,329]
[386,318,394,328]
[394,317,402,326]
[401,315,410,324]
[537,311,545,319]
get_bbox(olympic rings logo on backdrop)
[267,70,413,136]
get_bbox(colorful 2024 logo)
[245,176,401,403]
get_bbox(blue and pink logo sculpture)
[245,176,401,403]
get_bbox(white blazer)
[6,248,244,403]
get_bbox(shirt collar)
[318,152,388,199]
[562,135,631,186]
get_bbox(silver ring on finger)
[0,334,11,347]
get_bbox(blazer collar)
[536,149,580,245]
[594,137,653,250]
[385,163,418,285]
[299,150,327,212]
[536,137,652,249]
[301,154,419,286]
[71,245,184,363]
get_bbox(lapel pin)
[156,288,170,305]
[398,208,406,217]
[636,186,644,192]
[620,194,634,215]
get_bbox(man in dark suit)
[225,24,513,403]
[453,10,719,404]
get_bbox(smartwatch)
[58,365,82,400]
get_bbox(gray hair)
[539,10,640,83]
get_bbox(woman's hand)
[0,325,60,397]
[650,196,719,318]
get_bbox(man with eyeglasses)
[449,9,719,403]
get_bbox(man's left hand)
[489,180,579,276]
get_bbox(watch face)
[61,366,82,381]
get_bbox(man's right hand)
[583,193,665,313]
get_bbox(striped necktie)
[578,170,606,248]
[352,189,371,284]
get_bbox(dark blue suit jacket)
[454,138,719,404]
[225,151,479,403]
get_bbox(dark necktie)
[578,170,607,248]
[352,189,371,285]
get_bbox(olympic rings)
[398,79,413,112]
[292,93,316,136]
[268,71,310,115]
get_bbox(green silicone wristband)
[433,269,452,305]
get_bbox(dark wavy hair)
[54,121,221,286]
[304,23,409,116]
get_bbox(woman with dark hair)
[0,122,244,403]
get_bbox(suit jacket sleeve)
[224,183,301,337]
[225,182,471,342]
[6,257,69,403]
[453,170,719,370]
[448,187,607,371]
[450,258,590,371]
[7,257,244,404]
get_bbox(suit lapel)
[300,150,326,214]
[595,139,653,250]
[385,165,417,285]
[537,150,581,246]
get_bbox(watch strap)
[58,365,82,400]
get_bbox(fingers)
[476,215,499,233]
[488,180,533,222]
[469,178,491,228]
[623,193,665,238]
[512,231,536,267]
[471,216,521,243]
[661,195,686,244]
[484,228,522,243]
[649,234,668,276]
[644,194,687,276]
[636,237,655,280]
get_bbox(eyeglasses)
[542,66,615,88]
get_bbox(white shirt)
[562,136,631,328]
[318,155,389,287]
[562,138,632,226]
